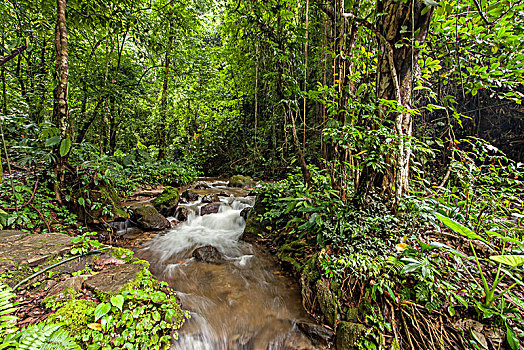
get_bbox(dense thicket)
[1,0,524,348]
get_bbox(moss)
[228,175,255,188]
[316,278,339,327]
[336,321,367,350]
[43,286,79,310]
[47,298,97,337]
[152,186,179,207]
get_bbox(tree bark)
[375,0,432,205]
[53,0,69,142]
[0,46,26,67]
[157,22,174,161]
[53,0,70,198]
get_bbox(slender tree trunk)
[53,0,70,197]
[157,23,174,161]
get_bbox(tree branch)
[0,46,27,67]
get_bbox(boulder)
[201,202,221,216]
[228,175,256,188]
[85,263,144,294]
[336,322,367,350]
[216,192,231,197]
[175,207,190,221]
[202,194,220,203]
[295,321,335,347]
[72,180,127,224]
[181,190,199,202]
[241,195,264,242]
[194,183,210,189]
[192,246,225,264]
[152,186,179,217]
[240,207,252,220]
[131,206,170,231]
[316,278,339,327]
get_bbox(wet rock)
[336,321,366,350]
[240,207,252,220]
[216,191,231,197]
[316,279,339,327]
[201,202,221,216]
[228,175,256,188]
[0,232,72,273]
[152,186,179,217]
[192,246,225,264]
[175,207,190,221]
[296,321,335,347]
[241,196,264,242]
[131,206,170,231]
[45,276,84,303]
[72,179,127,224]
[182,190,199,202]
[202,194,220,203]
[85,263,144,294]
[195,183,211,189]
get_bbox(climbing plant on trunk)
[53,0,72,178]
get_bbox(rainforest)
[0,0,523,349]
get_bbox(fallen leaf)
[87,323,102,331]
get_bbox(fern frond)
[17,323,80,350]
[0,282,18,336]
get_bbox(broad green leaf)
[45,135,61,147]
[435,213,482,240]
[60,137,72,157]
[110,295,124,311]
[489,255,524,267]
[94,302,111,321]
[506,324,519,350]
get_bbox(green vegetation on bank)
[249,139,524,348]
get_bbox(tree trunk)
[52,0,70,199]
[157,23,174,161]
[375,0,432,205]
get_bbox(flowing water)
[137,180,322,350]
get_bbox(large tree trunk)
[376,0,432,205]
[352,0,432,206]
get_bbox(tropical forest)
[0,0,523,349]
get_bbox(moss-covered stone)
[336,321,367,350]
[228,175,256,188]
[73,179,127,224]
[316,278,339,327]
[47,298,97,337]
[241,195,265,242]
[152,186,179,217]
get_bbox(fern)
[0,282,18,336]
[0,281,80,350]
[18,323,81,350]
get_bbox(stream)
[137,180,323,350]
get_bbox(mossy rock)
[73,179,127,224]
[228,175,256,188]
[336,322,367,350]
[47,298,97,337]
[152,186,179,217]
[241,195,265,242]
[316,278,339,327]
[131,206,170,231]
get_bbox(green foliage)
[70,232,102,255]
[48,269,188,350]
[0,282,80,350]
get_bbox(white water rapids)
[138,181,322,350]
